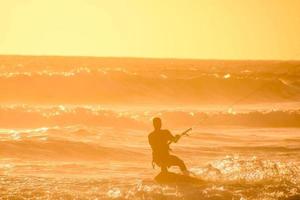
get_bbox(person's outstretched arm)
[165,130,181,143]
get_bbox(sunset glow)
[0,0,299,60]
[1,1,300,199]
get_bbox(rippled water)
[0,57,300,199]
[1,157,300,199]
[1,124,300,199]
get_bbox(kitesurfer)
[148,117,189,175]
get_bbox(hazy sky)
[0,0,299,60]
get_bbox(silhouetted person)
[148,117,189,175]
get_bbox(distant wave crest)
[0,105,300,128]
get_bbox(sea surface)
[0,56,299,199]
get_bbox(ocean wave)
[0,71,299,104]
[0,138,145,161]
[0,105,300,128]
[0,56,300,104]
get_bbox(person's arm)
[173,134,181,143]
[166,130,181,143]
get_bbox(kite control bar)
[168,127,192,145]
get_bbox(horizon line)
[0,54,299,62]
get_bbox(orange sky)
[0,0,299,60]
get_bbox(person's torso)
[148,130,172,158]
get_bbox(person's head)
[152,117,162,130]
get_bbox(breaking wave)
[0,105,300,128]
[0,56,299,104]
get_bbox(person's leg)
[167,155,187,172]
[155,158,168,173]
[160,165,168,173]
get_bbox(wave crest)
[0,105,300,128]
